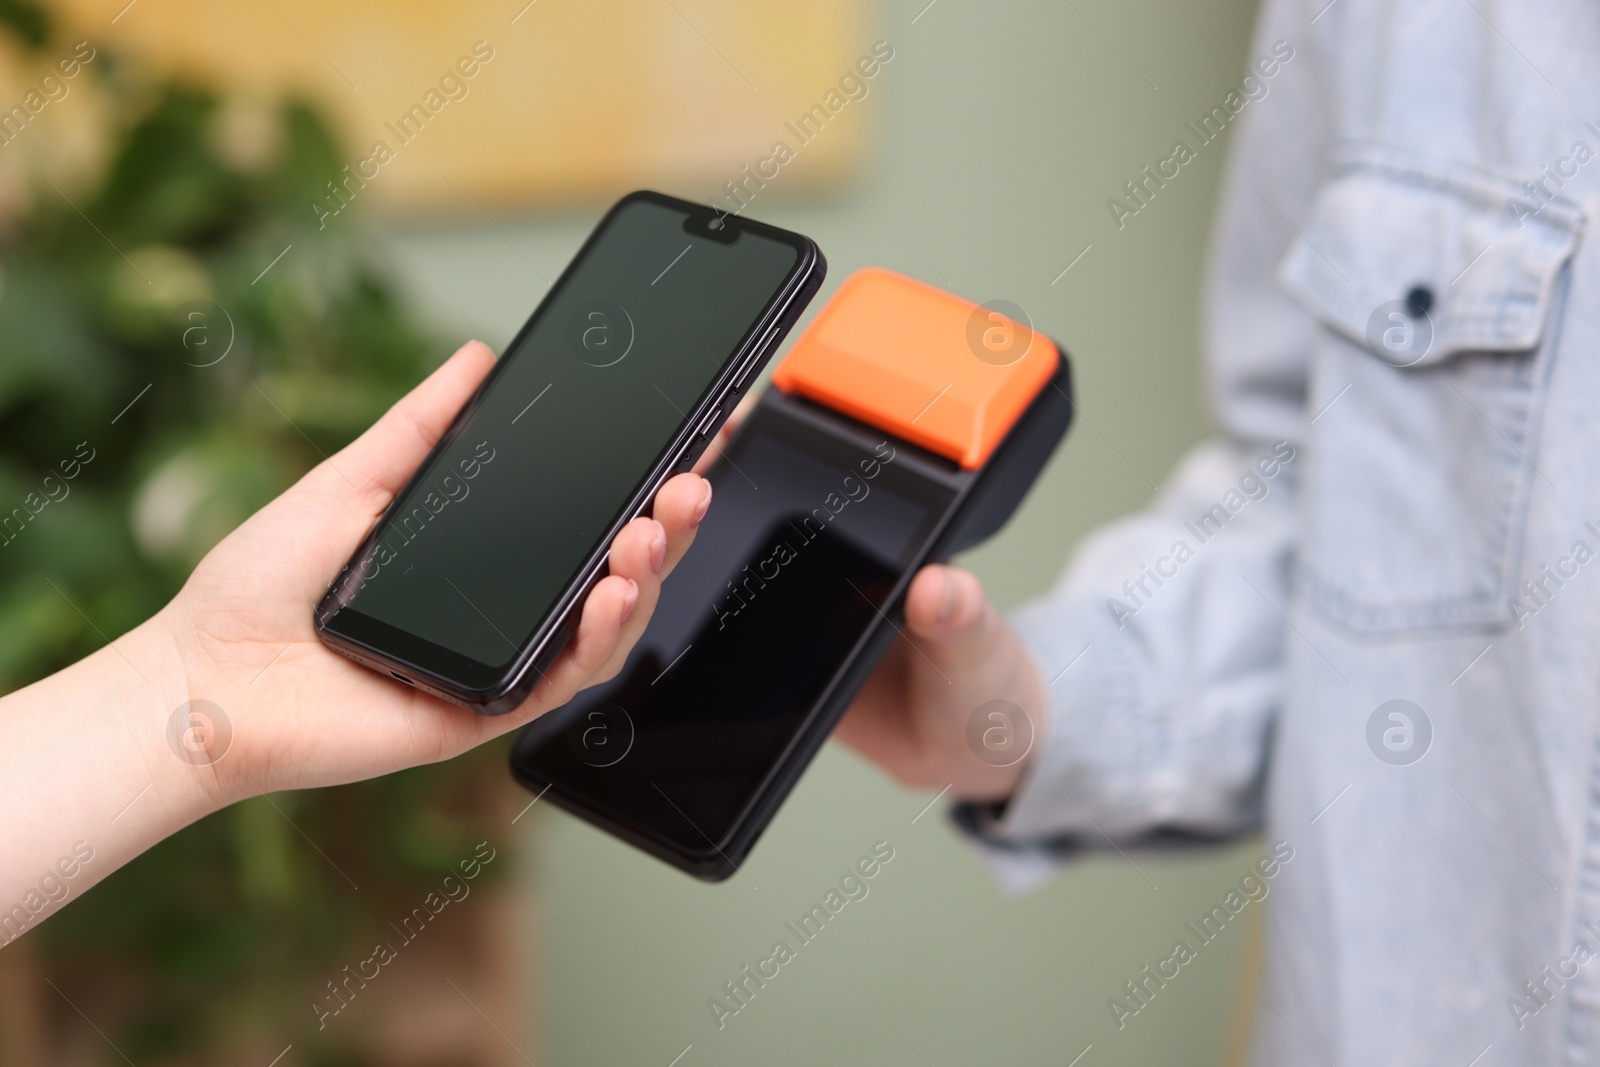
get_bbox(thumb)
[316,340,498,503]
[901,565,1002,668]
[268,340,497,597]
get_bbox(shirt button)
[1405,284,1434,318]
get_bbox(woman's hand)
[155,340,711,807]
[0,340,710,934]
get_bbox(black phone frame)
[313,190,826,715]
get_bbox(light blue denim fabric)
[955,0,1600,1062]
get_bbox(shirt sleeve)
[952,0,1329,893]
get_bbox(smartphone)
[314,191,825,714]
[508,348,1073,878]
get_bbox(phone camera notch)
[685,209,740,244]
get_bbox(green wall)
[381,0,1268,1062]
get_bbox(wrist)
[96,607,233,829]
[0,611,221,917]
[141,602,240,814]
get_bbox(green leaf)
[0,0,50,49]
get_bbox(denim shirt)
[957,0,1600,1062]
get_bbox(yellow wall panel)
[47,0,870,213]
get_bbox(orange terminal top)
[770,268,1059,470]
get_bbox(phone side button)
[697,406,723,437]
[733,326,779,392]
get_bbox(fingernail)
[690,480,713,527]
[619,579,640,623]
[935,571,959,624]
[649,521,667,574]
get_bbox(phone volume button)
[697,406,723,438]
[734,325,779,392]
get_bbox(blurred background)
[0,0,1268,1062]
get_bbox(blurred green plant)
[0,5,511,1064]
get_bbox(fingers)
[596,473,711,677]
[901,565,1003,668]
[524,570,640,709]
[595,515,668,678]
[833,566,992,770]
[523,509,662,704]
[834,565,1041,797]
[651,472,712,576]
[904,564,987,636]
[325,341,497,504]
[510,472,712,707]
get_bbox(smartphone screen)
[512,403,956,857]
[318,193,815,692]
